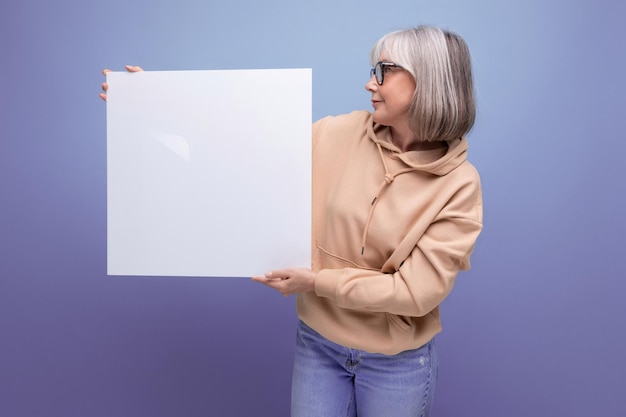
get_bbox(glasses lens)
[375,63,383,84]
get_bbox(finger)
[99,93,107,102]
[252,276,284,293]
[251,275,283,284]
[101,82,108,92]
[251,275,267,283]
[253,274,289,287]
[264,270,292,280]
[102,68,111,76]
[125,65,144,72]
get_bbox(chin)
[371,111,385,125]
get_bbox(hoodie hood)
[367,120,468,176]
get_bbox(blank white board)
[106,69,312,277]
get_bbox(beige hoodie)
[297,110,483,355]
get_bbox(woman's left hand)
[252,267,317,296]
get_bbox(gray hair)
[370,25,476,142]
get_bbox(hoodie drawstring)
[360,143,419,255]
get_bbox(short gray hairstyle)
[370,25,476,142]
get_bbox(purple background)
[1,0,625,416]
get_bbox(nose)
[365,75,378,92]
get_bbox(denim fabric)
[291,320,438,417]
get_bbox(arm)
[315,179,483,317]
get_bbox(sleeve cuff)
[314,268,341,300]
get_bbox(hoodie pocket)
[386,313,414,334]
[314,244,378,271]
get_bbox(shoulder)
[455,159,481,183]
[313,110,372,135]
[313,111,373,151]
[443,160,483,223]
[443,156,482,202]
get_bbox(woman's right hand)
[99,65,144,101]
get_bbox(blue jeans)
[291,320,438,417]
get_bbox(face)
[365,54,416,130]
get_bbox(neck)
[390,126,447,152]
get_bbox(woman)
[101,25,482,417]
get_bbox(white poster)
[106,69,312,277]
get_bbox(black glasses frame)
[370,61,403,85]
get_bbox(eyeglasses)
[370,61,403,85]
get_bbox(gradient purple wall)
[1,0,624,416]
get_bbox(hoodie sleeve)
[314,172,483,317]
